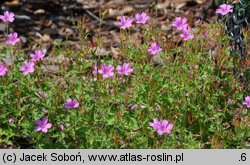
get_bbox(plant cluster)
[0,4,249,148]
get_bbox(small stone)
[151,53,164,66]
[15,15,31,20]
[34,9,45,15]
[20,36,27,44]
[42,34,51,43]
[0,23,6,32]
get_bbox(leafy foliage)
[0,5,249,149]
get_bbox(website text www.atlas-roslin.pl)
[87,152,184,163]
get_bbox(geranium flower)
[0,11,14,23]
[150,118,174,135]
[150,118,161,129]
[6,32,20,46]
[227,99,233,105]
[129,104,135,111]
[243,96,250,108]
[216,4,233,15]
[147,42,162,56]
[93,63,98,74]
[116,16,133,29]
[195,19,202,26]
[64,99,79,109]
[0,64,8,76]
[19,61,35,75]
[140,104,146,109]
[35,117,52,133]
[30,50,45,61]
[98,64,114,78]
[135,12,149,24]
[58,124,64,131]
[116,63,133,76]
[8,118,14,123]
[172,17,188,31]
[180,28,194,41]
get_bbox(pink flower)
[6,32,20,46]
[129,104,135,111]
[216,4,233,15]
[157,120,174,135]
[150,118,174,135]
[0,64,8,76]
[120,77,126,82]
[35,117,52,133]
[19,61,35,75]
[0,11,15,23]
[140,104,146,109]
[98,64,114,78]
[180,28,194,41]
[227,98,233,105]
[30,50,45,61]
[135,12,149,24]
[195,19,202,26]
[8,118,14,123]
[150,118,161,129]
[116,63,133,76]
[58,124,64,131]
[116,16,133,29]
[203,32,208,38]
[147,42,162,56]
[171,17,188,31]
[64,99,79,109]
[242,96,250,108]
[93,63,98,74]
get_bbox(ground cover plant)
[0,1,249,149]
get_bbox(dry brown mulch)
[0,0,217,55]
